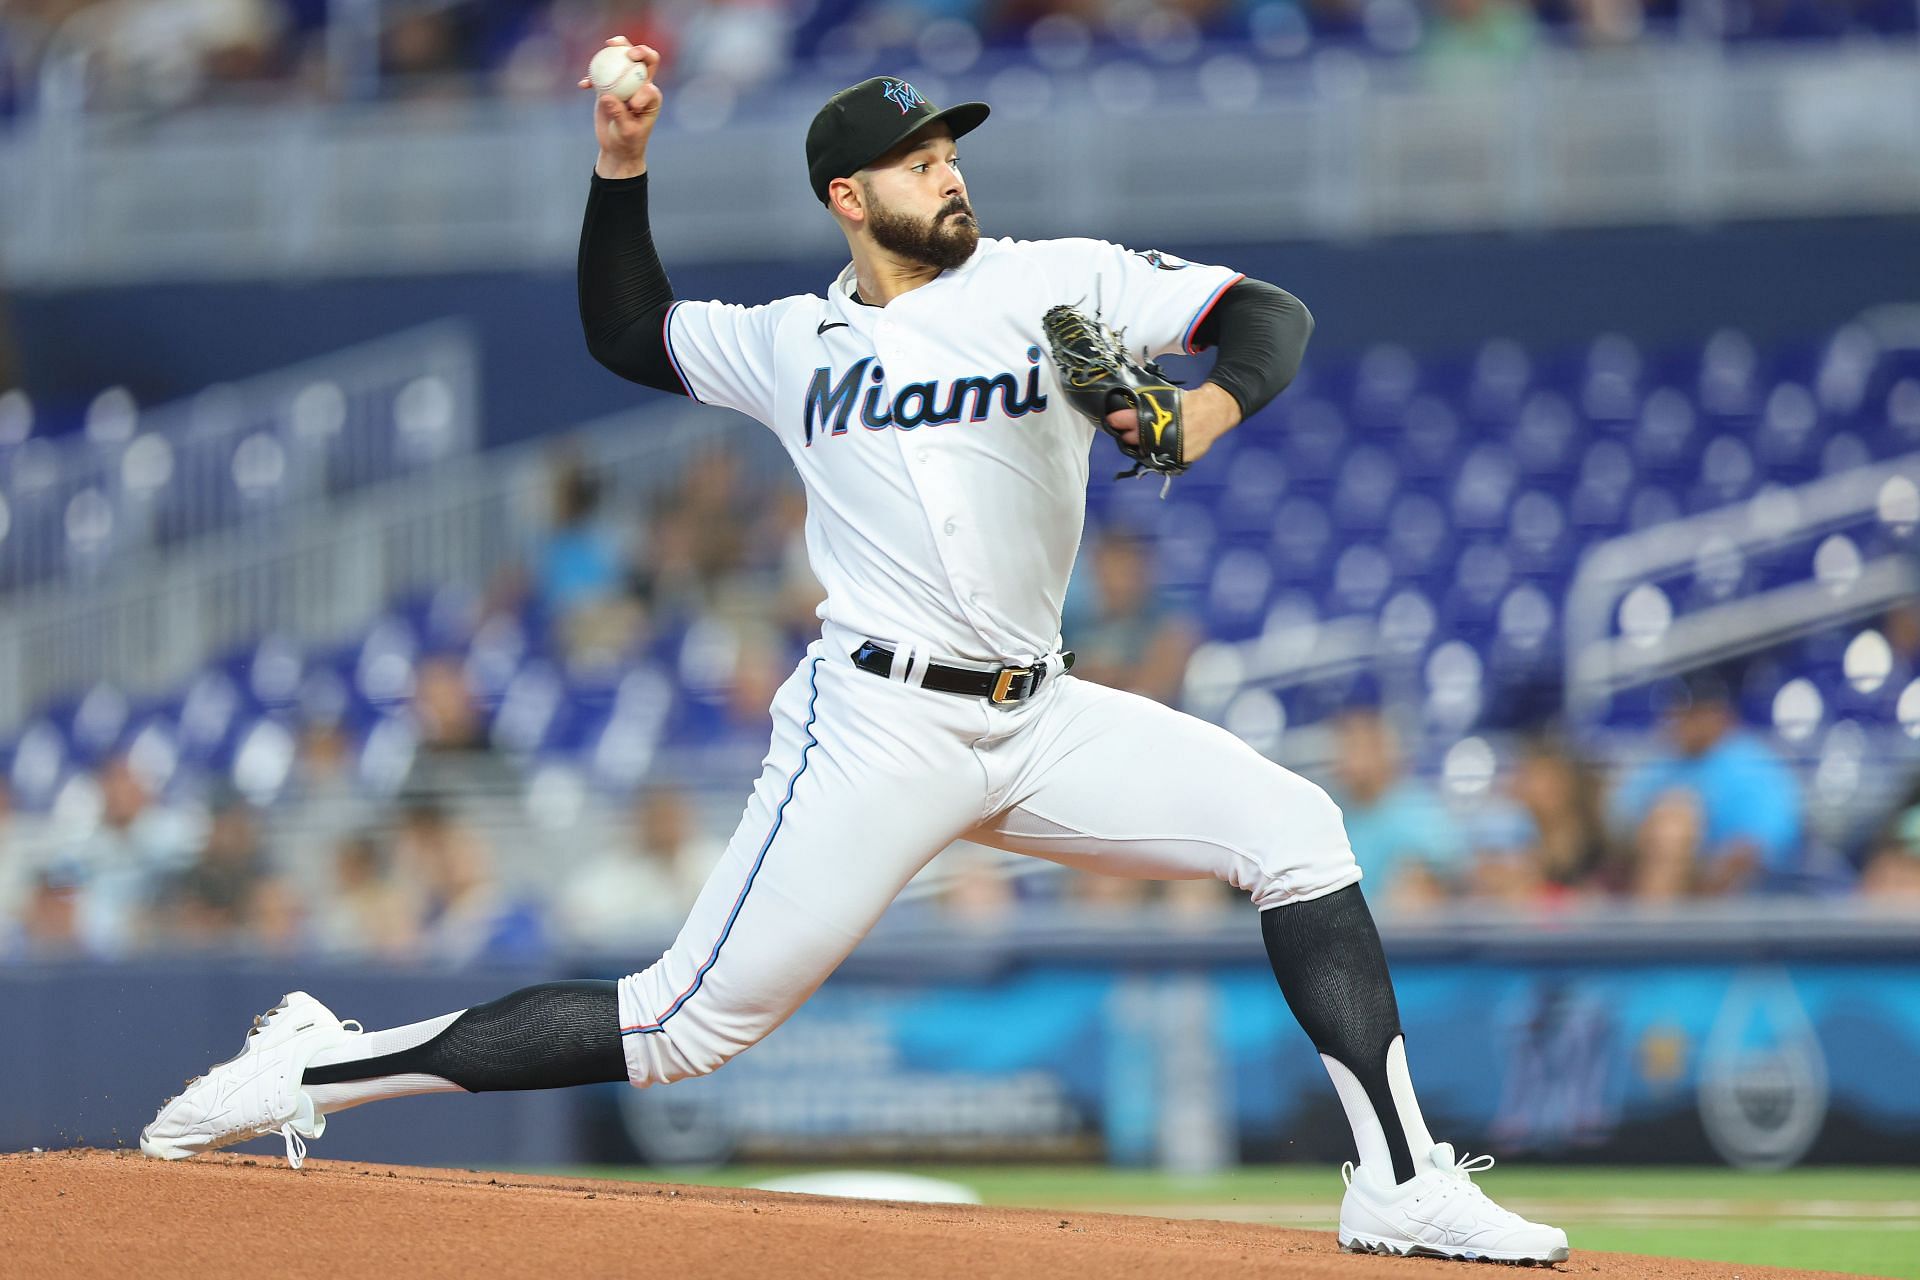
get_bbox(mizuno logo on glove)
[1041,304,1188,492]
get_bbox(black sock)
[304,980,627,1094]
[1261,884,1423,1183]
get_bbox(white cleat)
[139,991,362,1170]
[1339,1143,1570,1266]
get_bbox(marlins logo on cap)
[881,79,928,114]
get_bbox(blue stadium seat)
[1152,499,1218,589]
[1822,432,1872,475]
[1349,343,1422,430]
[1631,386,1699,482]
[1465,338,1533,426]
[1436,540,1513,645]
[1450,443,1518,530]
[16,328,1915,819]
[1688,434,1759,510]
[1384,492,1451,578]
[1325,542,1393,616]
[1753,380,1825,481]
[1206,547,1275,641]
[1581,332,1644,425]
[1331,444,1397,529]
[1507,389,1578,477]
[1880,377,1920,453]
[489,659,568,756]
[1280,399,1347,482]
[1215,444,1288,534]
[1268,495,1331,580]
[175,670,250,769]
[1505,489,1572,577]
[1395,394,1462,478]
[1568,439,1634,530]
[1377,587,1437,660]
[1696,328,1762,420]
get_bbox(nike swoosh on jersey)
[817,320,850,335]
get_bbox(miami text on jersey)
[804,348,1049,444]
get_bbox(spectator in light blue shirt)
[1612,670,1804,897]
[1330,707,1466,910]
[533,454,624,616]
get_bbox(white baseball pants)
[617,630,1359,1088]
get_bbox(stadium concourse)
[0,1150,1861,1280]
[6,322,1920,958]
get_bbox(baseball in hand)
[588,46,649,101]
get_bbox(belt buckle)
[991,666,1033,704]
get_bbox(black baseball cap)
[806,76,989,205]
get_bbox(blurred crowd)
[0,442,811,962]
[0,756,721,962]
[4,440,1919,964]
[2,0,1914,117]
[945,646,1920,919]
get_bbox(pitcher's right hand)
[581,38,662,180]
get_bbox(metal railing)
[0,322,479,596]
[0,397,783,732]
[1562,305,1920,718]
[4,45,1920,284]
[1563,452,1920,719]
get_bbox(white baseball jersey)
[659,236,1244,664]
[614,235,1358,1094]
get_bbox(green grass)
[1548,1224,1912,1279]
[551,1164,1920,1278]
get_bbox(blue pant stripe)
[621,656,825,1037]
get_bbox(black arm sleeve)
[1190,277,1314,421]
[577,171,686,393]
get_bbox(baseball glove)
[1042,304,1186,488]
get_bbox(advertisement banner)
[605,961,1920,1169]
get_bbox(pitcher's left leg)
[972,677,1567,1264]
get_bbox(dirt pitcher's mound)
[0,1149,1852,1280]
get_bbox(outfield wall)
[6,912,1918,1171]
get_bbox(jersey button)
[943,519,958,535]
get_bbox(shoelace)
[1341,1152,1507,1198]
[272,1016,359,1170]
[279,1124,307,1170]
[1446,1151,1497,1179]
[1435,1151,1530,1227]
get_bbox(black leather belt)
[851,640,1074,704]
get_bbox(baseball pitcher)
[141,44,1567,1265]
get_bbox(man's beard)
[865,193,979,271]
